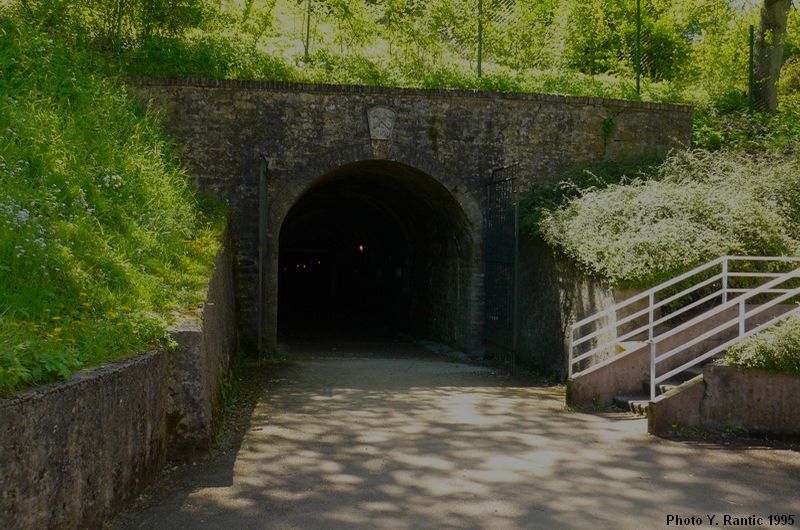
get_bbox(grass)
[0,16,223,393]
[109,32,677,103]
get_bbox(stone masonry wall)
[127,78,693,354]
[167,230,238,460]
[0,234,237,529]
[516,237,617,377]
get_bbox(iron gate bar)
[258,154,269,358]
[484,164,519,373]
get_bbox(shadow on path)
[115,340,800,530]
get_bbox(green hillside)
[2,0,800,389]
[0,16,222,393]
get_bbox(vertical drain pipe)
[258,155,269,359]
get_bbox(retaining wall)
[0,234,237,529]
[516,237,616,377]
[650,364,800,437]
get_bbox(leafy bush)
[536,148,800,287]
[723,315,800,375]
[0,16,222,393]
[692,94,800,151]
[118,34,299,80]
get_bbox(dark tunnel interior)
[278,160,473,346]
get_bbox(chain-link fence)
[273,0,743,95]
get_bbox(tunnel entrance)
[278,160,474,348]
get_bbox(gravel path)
[115,340,800,529]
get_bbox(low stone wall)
[167,234,237,460]
[0,234,237,529]
[650,365,800,437]
[0,352,170,529]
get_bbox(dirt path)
[115,340,800,529]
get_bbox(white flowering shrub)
[723,315,800,375]
[539,149,800,287]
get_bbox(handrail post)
[722,257,728,304]
[650,340,656,401]
[610,306,617,346]
[649,292,655,400]
[567,326,574,378]
[739,299,746,336]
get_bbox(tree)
[562,0,694,80]
[753,0,792,112]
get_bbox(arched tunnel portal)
[277,160,480,350]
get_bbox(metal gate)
[484,165,519,372]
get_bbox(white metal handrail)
[650,270,800,399]
[568,256,800,380]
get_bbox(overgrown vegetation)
[7,1,799,154]
[518,3,800,288]
[536,148,800,287]
[723,315,800,375]
[0,15,222,393]
[3,2,795,111]
[3,1,800,388]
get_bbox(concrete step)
[613,394,651,416]
[641,364,707,396]
[675,364,704,381]
[616,341,646,353]
[617,365,710,417]
[657,383,677,395]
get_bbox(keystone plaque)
[367,106,396,140]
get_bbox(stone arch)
[271,142,484,234]
[268,158,482,353]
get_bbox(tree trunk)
[753,0,791,113]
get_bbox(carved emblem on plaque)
[367,106,396,140]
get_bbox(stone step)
[641,364,707,396]
[658,383,677,395]
[613,394,651,416]
[619,364,707,415]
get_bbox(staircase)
[566,256,800,415]
[612,365,704,415]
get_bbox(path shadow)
[115,342,800,530]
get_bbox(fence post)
[635,0,641,95]
[304,0,312,62]
[749,24,755,114]
[477,0,484,78]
